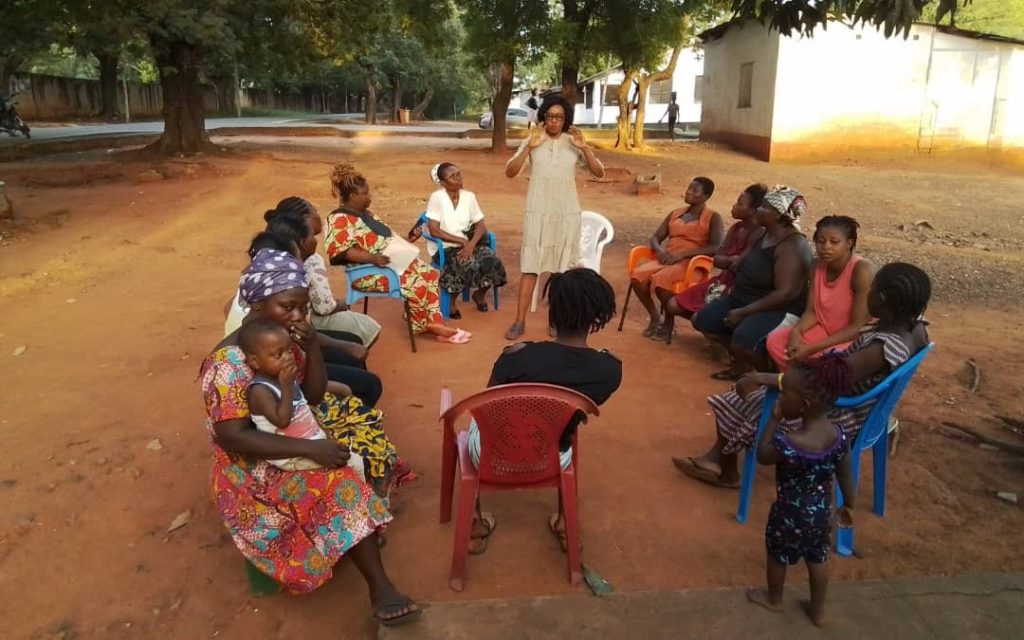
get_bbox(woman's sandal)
[468,512,497,555]
[671,456,741,489]
[548,513,582,553]
[449,308,462,320]
[437,328,471,344]
[373,597,422,627]
[504,322,525,341]
[472,291,489,312]
[648,325,675,342]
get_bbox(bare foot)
[746,588,782,612]
[800,599,825,627]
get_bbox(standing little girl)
[747,354,856,627]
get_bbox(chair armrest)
[486,231,497,251]
[627,246,656,273]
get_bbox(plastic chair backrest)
[580,211,614,273]
[837,342,934,451]
[444,383,599,486]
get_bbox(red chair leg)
[450,433,478,592]
[440,431,456,523]
[560,468,583,585]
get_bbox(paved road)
[2,114,474,143]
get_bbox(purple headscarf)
[238,248,308,304]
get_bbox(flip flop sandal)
[472,292,489,312]
[468,512,497,555]
[710,369,743,382]
[449,309,462,320]
[648,326,675,342]
[437,328,471,344]
[504,322,525,341]
[373,597,422,627]
[641,324,659,338]
[672,456,741,489]
[548,513,582,553]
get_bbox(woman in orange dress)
[629,177,724,341]
[324,163,470,344]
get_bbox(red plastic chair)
[439,383,600,592]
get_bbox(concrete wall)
[701,19,1024,165]
[10,73,313,120]
[573,49,705,126]
[699,21,780,160]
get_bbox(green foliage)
[922,0,1024,39]
[730,1,976,39]
[463,0,553,67]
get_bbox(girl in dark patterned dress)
[673,262,932,489]
[746,355,856,626]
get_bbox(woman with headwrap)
[422,161,507,319]
[325,162,470,344]
[199,249,419,624]
[691,186,813,379]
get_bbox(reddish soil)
[1,138,1022,640]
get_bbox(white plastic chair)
[531,211,614,312]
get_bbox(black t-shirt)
[489,341,623,450]
[527,96,539,110]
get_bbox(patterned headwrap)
[763,185,807,222]
[429,163,442,184]
[238,248,308,304]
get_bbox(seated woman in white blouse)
[421,162,508,319]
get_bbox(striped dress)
[709,328,919,455]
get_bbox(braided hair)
[265,211,312,245]
[330,162,368,201]
[874,262,932,325]
[815,215,860,249]
[744,183,769,209]
[264,196,313,223]
[793,352,853,405]
[546,268,616,336]
[247,230,298,259]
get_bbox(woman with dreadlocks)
[324,163,471,344]
[747,354,856,627]
[674,262,931,489]
[465,268,622,554]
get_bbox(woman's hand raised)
[568,126,588,149]
[528,127,545,149]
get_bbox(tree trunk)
[213,76,237,116]
[365,78,379,124]
[96,50,120,119]
[632,44,683,149]
[614,68,637,150]
[490,58,515,152]
[410,87,434,121]
[391,78,402,122]
[559,0,597,103]
[560,64,579,104]
[153,41,207,155]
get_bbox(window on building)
[584,83,593,109]
[650,78,672,103]
[693,75,703,103]
[738,62,753,108]
[574,89,585,105]
[602,83,620,105]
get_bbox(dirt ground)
[1,137,1023,640]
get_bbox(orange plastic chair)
[616,246,714,332]
[439,383,600,592]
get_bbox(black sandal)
[373,597,421,627]
[472,290,489,312]
[449,308,462,320]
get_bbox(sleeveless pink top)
[814,255,861,335]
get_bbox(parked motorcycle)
[0,92,31,138]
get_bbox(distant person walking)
[526,89,539,129]
[661,93,680,141]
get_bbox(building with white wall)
[699,19,1024,165]
[569,48,705,126]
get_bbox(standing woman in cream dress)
[504,95,605,340]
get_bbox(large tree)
[464,0,551,151]
[1,0,57,92]
[730,0,974,37]
[53,0,142,119]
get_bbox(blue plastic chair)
[414,212,500,320]
[344,263,417,353]
[735,343,935,557]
